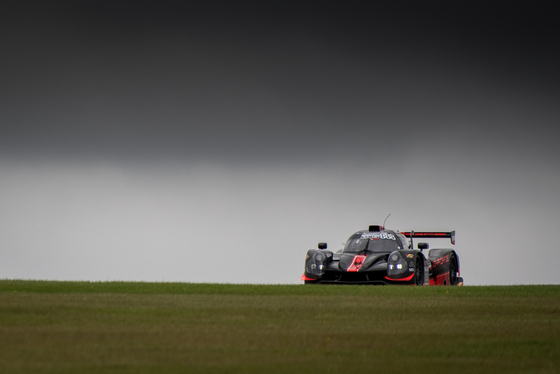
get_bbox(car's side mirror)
[318,242,327,250]
[418,242,429,251]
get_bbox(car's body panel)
[302,225,463,286]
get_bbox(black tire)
[413,256,424,286]
[449,253,459,286]
[304,279,320,285]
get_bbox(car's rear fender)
[428,248,460,285]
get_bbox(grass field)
[1,280,558,373]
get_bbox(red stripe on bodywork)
[385,273,414,282]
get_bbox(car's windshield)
[343,232,400,254]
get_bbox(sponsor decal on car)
[432,255,449,268]
[360,233,396,240]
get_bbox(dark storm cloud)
[1,1,560,285]
[2,1,559,165]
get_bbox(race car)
[301,225,463,286]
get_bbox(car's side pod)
[428,249,461,286]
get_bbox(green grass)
[1,281,559,373]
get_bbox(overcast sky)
[1,1,559,285]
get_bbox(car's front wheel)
[412,257,424,286]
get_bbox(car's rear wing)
[401,230,456,245]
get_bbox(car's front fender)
[303,249,333,279]
[386,250,427,284]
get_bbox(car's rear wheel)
[413,257,424,286]
[449,253,459,285]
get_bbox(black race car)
[301,225,463,286]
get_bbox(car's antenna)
[383,214,391,229]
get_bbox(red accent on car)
[300,274,317,281]
[432,255,449,268]
[435,272,450,285]
[347,255,367,272]
[402,232,446,236]
[385,273,415,282]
